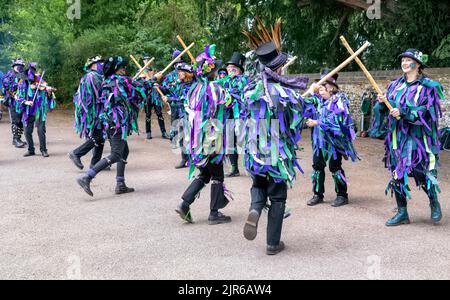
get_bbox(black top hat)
[143,53,152,60]
[226,52,246,73]
[255,42,288,71]
[103,56,129,77]
[398,49,428,67]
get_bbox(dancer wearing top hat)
[242,18,309,255]
[223,52,250,178]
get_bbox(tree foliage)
[0,0,448,103]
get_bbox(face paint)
[97,63,104,75]
[410,63,417,70]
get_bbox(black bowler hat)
[226,52,246,73]
[255,42,288,71]
[103,56,129,77]
[318,68,339,90]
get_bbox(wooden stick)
[133,57,155,80]
[130,54,143,69]
[130,55,171,115]
[302,41,370,97]
[176,35,196,63]
[160,43,195,76]
[339,36,398,119]
[282,56,297,72]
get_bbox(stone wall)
[296,68,450,131]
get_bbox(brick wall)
[295,68,450,131]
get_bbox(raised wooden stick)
[302,41,371,97]
[176,35,196,63]
[340,36,398,119]
[129,54,171,115]
[133,57,155,80]
[282,56,297,72]
[160,43,195,76]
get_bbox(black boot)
[429,190,442,223]
[77,174,94,197]
[69,151,84,170]
[266,241,285,256]
[115,182,135,195]
[146,132,152,140]
[386,192,410,226]
[175,201,193,223]
[331,171,349,207]
[244,187,267,240]
[244,210,260,240]
[225,166,240,178]
[23,151,35,157]
[175,158,188,169]
[331,196,349,207]
[267,202,285,252]
[208,211,232,225]
[12,125,26,148]
[225,154,240,177]
[41,150,49,158]
[307,194,324,206]
[162,132,170,140]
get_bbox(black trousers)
[145,101,166,134]
[72,128,106,168]
[9,108,24,138]
[181,160,228,212]
[250,175,287,246]
[312,151,348,198]
[92,130,129,180]
[25,116,46,153]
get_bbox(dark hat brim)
[398,53,427,68]
[225,62,244,73]
[324,80,339,90]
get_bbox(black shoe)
[77,174,93,197]
[146,132,152,140]
[266,241,285,256]
[225,168,240,178]
[115,182,135,195]
[332,196,349,207]
[208,211,232,225]
[41,151,49,158]
[243,209,260,241]
[175,203,193,223]
[307,195,324,206]
[162,132,170,140]
[69,152,84,170]
[13,138,26,148]
[175,160,188,169]
[23,151,35,157]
